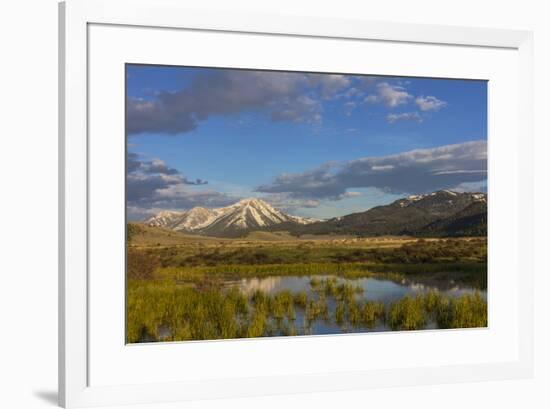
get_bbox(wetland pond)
[127,234,488,342]
[219,274,487,335]
[131,271,488,343]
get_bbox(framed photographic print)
[125,64,489,343]
[59,0,534,407]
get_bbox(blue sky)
[126,64,487,220]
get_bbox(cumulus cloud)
[126,152,234,219]
[126,98,198,135]
[365,82,413,108]
[126,152,141,173]
[127,173,180,203]
[127,70,366,135]
[127,68,450,135]
[127,190,236,220]
[337,87,364,100]
[256,140,487,199]
[387,112,423,124]
[270,95,322,123]
[415,95,447,111]
[261,193,321,214]
[308,74,352,99]
[127,69,434,136]
[257,163,345,201]
[152,184,235,208]
[142,159,180,175]
[127,154,180,176]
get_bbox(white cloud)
[270,95,322,124]
[256,140,487,198]
[309,74,352,99]
[126,152,238,218]
[415,95,447,111]
[127,71,373,135]
[261,193,321,214]
[127,71,325,135]
[365,82,413,108]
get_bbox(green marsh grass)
[388,296,427,330]
[127,279,487,342]
[127,237,487,341]
[362,301,385,329]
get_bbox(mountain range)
[145,190,487,238]
[146,198,316,237]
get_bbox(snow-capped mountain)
[144,191,487,238]
[145,207,219,232]
[145,198,316,236]
[293,190,487,237]
[146,210,186,229]
[394,190,486,215]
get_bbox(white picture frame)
[59,0,534,407]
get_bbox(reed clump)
[363,301,386,329]
[387,291,487,331]
[388,296,427,330]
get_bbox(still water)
[223,275,486,334]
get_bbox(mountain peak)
[236,197,270,207]
[145,210,185,228]
[299,190,487,237]
[397,190,486,212]
[405,190,458,201]
[145,197,315,236]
